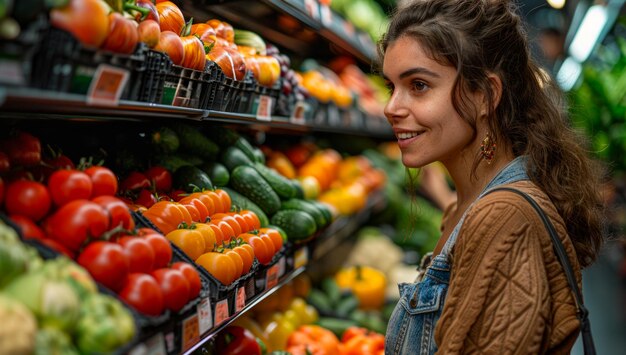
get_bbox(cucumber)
[308,200,333,224]
[155,154,193,173]
[170,123,219,160]
[321,277,341,306]
[252,147,266,164]
[270,210,317,241]
[173,165,213,192]
[253,162,296,199]
[280,198,327,228]
[315,317,360,338]
[336,295,359,318]
[206,126,240,146]
[222,187,270,227]
[231,166,281,215]
[291,179,304,199]
[200,162,230,187]
[234,136,258,163]
[220,146,254,172]
[307,289,333,315]
[151,126,180,154]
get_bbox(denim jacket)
[385,157,529,354]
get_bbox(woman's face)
[383,36,477,169]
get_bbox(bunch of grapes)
[266,43,310,117]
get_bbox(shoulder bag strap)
[486,187,596,355]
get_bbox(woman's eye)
[412,80,428,92]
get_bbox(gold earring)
[480,133,496,164]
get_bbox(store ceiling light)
[547,0,566,10]
[568,5,608,62]
[556,56,582,91]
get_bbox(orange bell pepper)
[287,325,340,355]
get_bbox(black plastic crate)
[234,71,256,114]
[30,26,148,102]
[160,64,210,108]
[138,50,173,103]
[203,60,225,110]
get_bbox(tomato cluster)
[118,166,173,209]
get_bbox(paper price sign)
[290,100,307,125]
[214,299,230,325]
[86,64,129,106]
[265,264,280,290]
[295,247,309,269]
[235,287,246,312]
[197,298,213,335]
[304,0,320,20]
[320,4,332,27]
[181,315,199,351]
[256,95,273,121]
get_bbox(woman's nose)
[384,90,407,124]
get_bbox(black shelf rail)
[0,88,393,139]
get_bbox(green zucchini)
[290,179,304,199]
[234,136,258,163]
[220,146,254,172]
[221,187,269,227]
[253,163,296,199]
[280,198,327,228]
[231,166,281,215]
[200,162,230,187]
[308,200,333,224]
[173,165,213,192]
[270,210,317,241]
[170,123,219,160]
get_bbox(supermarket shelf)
[0,87,393,139]
[181,266,306,354]
[185,0,377,64]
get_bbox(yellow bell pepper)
[335,266,386,310]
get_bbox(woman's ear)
[479,73,503,117]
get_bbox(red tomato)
[91,195,135,231]
[119,273,164,316]
[9,214,46,239]
[151,268,190,312]
[118,235,155,273]
[171,262,202,300]
[0,131,41,167]
[84,166,118,197]
[120,171,150,192]
[0,177,4,206]
[0,152,10,172]
[169,189,187,202]
[145,166,172,192]
[31,154,75,183]
[102,12,139,54]
[48,169,93,206]
[135,188,158,208]
[78,241,129,291]
[5,180,51,221]
[142,232,173,269]
[39,238,75,258]
[44,200,110,251]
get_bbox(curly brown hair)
[379,0,605,267]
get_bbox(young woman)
[380,0,605,353]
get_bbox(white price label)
[295,247,309,269]
[197,298,213,335]
[256,95,274,121]
[290,100,308,125]
[86,64,129,106]
[320,4,332,27]
[131,332,166,355]
[304,0,320,20]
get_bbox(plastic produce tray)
[160,64,211,109]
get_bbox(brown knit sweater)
[434,180,581,354]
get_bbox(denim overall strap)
[440,156,530,256]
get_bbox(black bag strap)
[485,187,596,355]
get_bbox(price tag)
[235,287,246,312]
[294,247,309,269]
[181,314,200,351]
[214,299,230,325]
[304,0,320,20]
[86,64,129,106]
[320,4,332,27]
[197,298,213,335]
[278,256,286,278]
[342,20,355,37]
[290,100,308,124]
[256,95,273,121]
[164,331,175,354]
[265,264,280,290]
[0,60,25,85]
[130,332,166,355]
